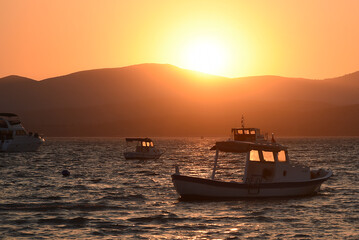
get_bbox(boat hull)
[171,171,332,199]
[0,137,44,152]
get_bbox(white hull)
[172,170,332,199]
[1,136,44,152]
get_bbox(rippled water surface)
[1,137,358,239]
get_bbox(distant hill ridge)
[1,63,359,136]
[0,75,37,84]
[3,64,359,83]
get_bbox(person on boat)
[271,133,276,143]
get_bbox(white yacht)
[172,140,332,199]
[0,113,44,152]
[124,138,163,160]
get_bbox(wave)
[127,212,180,224]
[0,202,122,212]
[37,217,89,227]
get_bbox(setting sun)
[182,38,229,75]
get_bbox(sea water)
[0,137,358,239]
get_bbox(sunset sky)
[1,0,358,80]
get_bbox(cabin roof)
[125,137,153,142]
[0,113,18,117]
[211,141,287,153]
[0,113,21,125]
[231,127,260,132]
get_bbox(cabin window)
[277,150,287,162]
[142,142,146,147]
[150,142,154,147]
[15,130,27,136]
[250,130,256,135]
[244,130,250,134]
[0,120,7,128]
[146,142,150,147]
[238,130,243,134]
[262,151,275,162]
[249,150,260,161]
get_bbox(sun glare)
[182,38,228,76]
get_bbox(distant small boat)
[172,140,332,199]
[231,116,269,143]
[0,113,45,152]
[231,127,267,142]
[123,138,163,160]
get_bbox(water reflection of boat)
[123,138,163,160]
[0,113,45,152]
[172,140,332,199]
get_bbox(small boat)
[123,138,163,160]
[231,116,268,143]
[0,113,45,152]
[172,140,332,199]
[231,127,267,142]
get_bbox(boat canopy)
[125,138,153,142]
[0,113,21,125]
[0,113,18,117]
[211,141,287,153]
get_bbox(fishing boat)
[172,140,332,199]
[0,113,45,152]
[231,127,267,142]
[231,116,268,143]
[123,138,163,160]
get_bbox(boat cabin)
[213,141,310,183]
[0,113,28,140]
[231,128,266,142]
[125,138,155,153]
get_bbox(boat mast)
[211,149,219,180]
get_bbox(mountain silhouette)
[1,63,359,136]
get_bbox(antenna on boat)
[241,115,245,128]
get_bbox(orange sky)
[0,0,358,80]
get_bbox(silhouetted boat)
[0,113,45,152]
[231,127,267,142]
[231,116,268,143]
[172,140,332,199]
[123,138,163,160]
